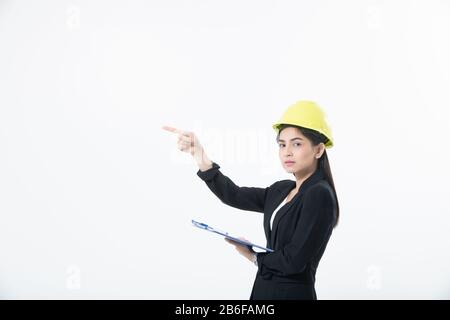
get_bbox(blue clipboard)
[192,219,274,253]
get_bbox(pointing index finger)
[162,125,184,135]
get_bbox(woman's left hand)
[225,237,255,262]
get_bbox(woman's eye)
[278,143,301,147]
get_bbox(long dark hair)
[276,124,340,228]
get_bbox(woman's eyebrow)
[278,137,304,142]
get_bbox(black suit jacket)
[197,162,337,300]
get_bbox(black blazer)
[197,161,337,300]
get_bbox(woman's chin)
[284,167,296,173]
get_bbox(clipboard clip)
[191,220,229,235]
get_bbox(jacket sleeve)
[256,184,336,277]
[196,161,269,213]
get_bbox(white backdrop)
[1,0,449,299]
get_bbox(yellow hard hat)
[272,100,333,148]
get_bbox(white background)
[1,0,449,299]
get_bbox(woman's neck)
[293,165,318,191]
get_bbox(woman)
[163,100,339,300]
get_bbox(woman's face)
[277,127,324,175]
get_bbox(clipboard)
[191,219,274,253]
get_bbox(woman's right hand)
[162,125,212,171]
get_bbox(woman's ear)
[315,143,325,159]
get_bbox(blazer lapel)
[264,181,296,246]
[269,168,325,249]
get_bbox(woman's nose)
[284,147,293,156]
